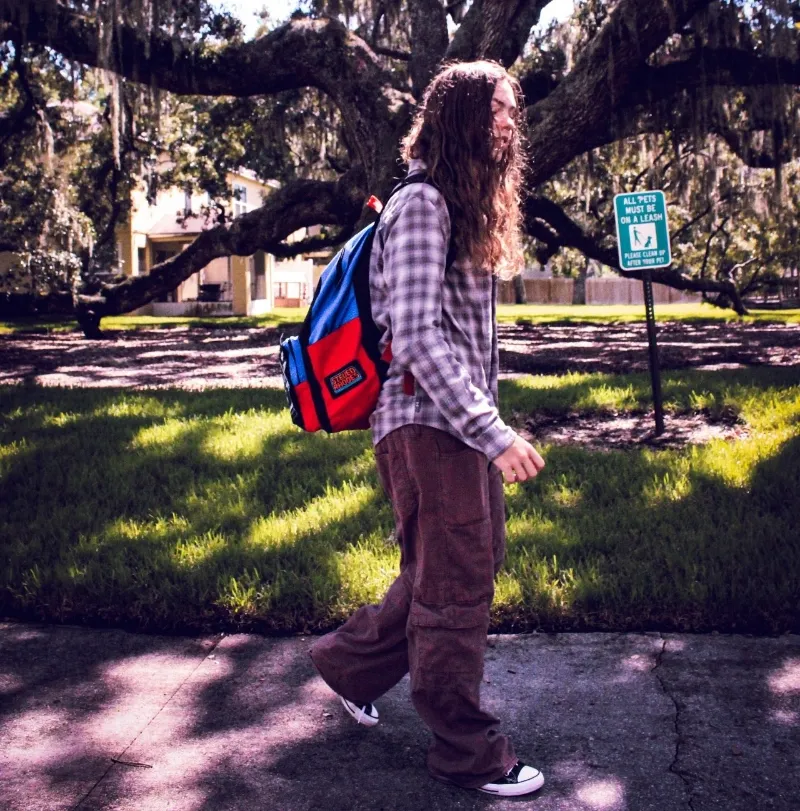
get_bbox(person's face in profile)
[490,78,516,161]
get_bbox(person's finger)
[501,465,518,484]
[528,447,545,472]
[517,454,539,480]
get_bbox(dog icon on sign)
[630,223,657,250]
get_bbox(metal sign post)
[642,269,665,434]
[613,191,672,437]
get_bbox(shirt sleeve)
[381,189,515,461]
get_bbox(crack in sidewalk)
[652,633,696,811]
[72,634,225,810]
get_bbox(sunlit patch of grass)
[0,317,78,334]
[131,418,200,450]
[41,411,83,428]
[642,458,694,505]
[332,538,399,611]
[689,436,775,489]
[172,532,229,570]
[493,572,523,607]
[502,371,652,414]
[505,511,578,550]
[0,309,309,335]
[547,474,585,508]
[573,382,639,412]
[96,394,188,421]
[497,303,800,325]
[4,303,799,335]
[334,446,383,482]
[245,481,378,550]
[511,549,580,612]
[199,410,288,462]
[0,438,28,477]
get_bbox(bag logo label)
[326,361,366,398]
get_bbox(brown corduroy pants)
[309,424,516,788]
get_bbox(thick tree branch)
[1,9,383,99]
[73,172,366,323]
[634,47,800,102]
[372,44,411,60]
[0,7,414,183]
[713,123,795,168]
[447,0,549,66]
[525,0,715,185]
[408,0,449,95]
[267,227,353,259]
[518,68,559,107]
[523,46,800,159]
[524,195,747,314]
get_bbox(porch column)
[266,252,275,310]
[231,255,251,316]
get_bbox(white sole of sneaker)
[339,695,379,726]
[477,770,545,797]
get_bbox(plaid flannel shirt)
[368,159,516,461]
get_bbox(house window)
[233,183,248,218]
[184,189,193,216]
[137,248,146,276]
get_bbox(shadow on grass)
[0,386,391,634]
[498,320,800,376]
[496,431,800,634]
[1,373,798,636]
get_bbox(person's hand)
[492,433,545,484]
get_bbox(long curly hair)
[401,60,526,278]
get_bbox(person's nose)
[497,109,513,133]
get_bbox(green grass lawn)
[496,303,800,324]
[3,302,800,335]
[0,308,309,335]
[2,366,799,635]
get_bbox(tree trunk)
[76,308,104,339]
[572,259,589,305]
[513,273,527,304]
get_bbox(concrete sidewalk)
[0,623,797,811]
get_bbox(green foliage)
[5,303,800,334]
[1,0,799,313]
[0,249,82,296]
[0,308,308,334]
[518,0,800,299]
[0,42,129,290]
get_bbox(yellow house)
[116,165,314,316]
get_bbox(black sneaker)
[478,761,544,797]
[339,695,379,726]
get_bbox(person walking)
[309,60,546,797]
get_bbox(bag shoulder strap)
[385,172,456,268]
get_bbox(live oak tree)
[1,0,798,335]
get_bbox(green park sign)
[613,191,672,271]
